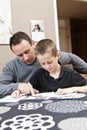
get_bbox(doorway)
[70,18,87,62]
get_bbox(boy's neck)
[50,64,61,79]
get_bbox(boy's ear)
[56,51,60,59]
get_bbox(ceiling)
[57,0,87,20]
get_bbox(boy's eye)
[47,61,52,64]
[41,63,45,65]
[41,61,52,66]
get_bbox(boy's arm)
[56,85,87,95]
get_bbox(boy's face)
[37,52,60,73]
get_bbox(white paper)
[24,92,78,100]
[0,95,27,103]
[0,92,85,103]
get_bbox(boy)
[12,39,87,97]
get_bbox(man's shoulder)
[5,57,24,69]
[1,58,20,73]
[6,57,19,65]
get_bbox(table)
[0,93,87,130]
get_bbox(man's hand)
[18,82,39,96]
[11,90,21,98]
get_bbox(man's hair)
[35,39,57,57]
[10,31,32,50]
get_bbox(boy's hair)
[35,39,58,57]
[10,31,32,51]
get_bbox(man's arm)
[59,51,87,73]
[11,82,39,98]
[0,68,36,96]
[0,58,40,96]
[0,66,18,95]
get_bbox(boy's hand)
[56,87,77,95]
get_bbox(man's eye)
[18,54,23,57]
[25,50,30,54]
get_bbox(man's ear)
[56,51,60,59]
[31,40,37,48]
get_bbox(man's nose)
[23,54,28,61]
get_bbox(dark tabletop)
[0,93,87,130]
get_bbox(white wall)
[0,0,59,73]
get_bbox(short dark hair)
[10,31,32,50]
[35,39,57,57]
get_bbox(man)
[0,31,87,95]
[59,51,87,73]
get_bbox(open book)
[0,92,85,103]
[25,92,86,100]
[25,92,85,100]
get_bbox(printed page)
[0,95,27,103]
[24,92,78,100]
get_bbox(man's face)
[12,39,36,64]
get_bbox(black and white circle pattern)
[45,100,87,113]
[0,106,11,114]
[0,114,55,130]
[58,117,87,130]
[18,102,43,110]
